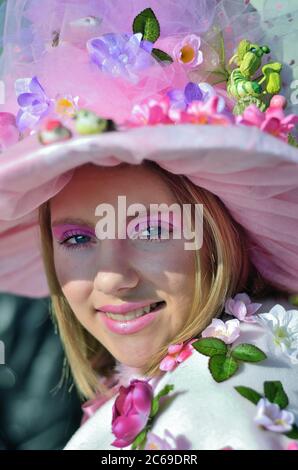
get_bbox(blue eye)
[136,223,173,242]
[142,224,162,240]
[59,232,93,250]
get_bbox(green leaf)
[151,48,173,64]
[264,381,289,409]
[132,8,160,43]
[288,133,298,148]
[131,429,148,450]
[234,386,263,405]
[285,424,298,440]
[192,338,228,358]
[209,354,239,382]
[231,344,267,363]
[150,384,174,418]
[150,397,159,418]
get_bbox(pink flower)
[287,441,298,450]
[254,398,295,433]
[201,318,241,344]
[159,339,197,372]
[184,96,234,126]
[225,293,262,323]
[173,34,203,68]
[129,96,174,126]
[0,112,20,151]
[111,379,153,448]
[236,95,298,142]
[144,432,174,450]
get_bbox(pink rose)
[0,112,20,151]
[111,379,153,448]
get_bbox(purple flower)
[254,398,295,433]
[225,293,262,323]
[167,82,225,112]
[87,33,155,83]
[15,77,52,132]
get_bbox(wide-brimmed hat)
[0,0,298,297]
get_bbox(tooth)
[105,302,165,322]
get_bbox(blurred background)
[0,294,82,450]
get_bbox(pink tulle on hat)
[0,0,298,297]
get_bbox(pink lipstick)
[97,301,165,335]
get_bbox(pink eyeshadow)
[51,224,96,241]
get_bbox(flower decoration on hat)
[7,6,298,150]
[87,8,173,84]
[0,112,20,151]
[227,39,282,115]
[173,34,203,68]
[38,119,72,146]
[15,76,53,132]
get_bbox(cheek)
[53,247,94,307]
[53,245,95,285]
[62,279,93,309]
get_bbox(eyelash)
[58,223,174,250]
[58,230,95,251]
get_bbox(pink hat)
[0,0,298,297]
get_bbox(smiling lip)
[96,300,159,315]
[97,302,165,335]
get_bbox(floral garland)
[1,7,298,151]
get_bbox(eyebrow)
[51,217,96,228]
[51,208,172,227]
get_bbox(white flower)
[201,318,240,344]
[254,398,295,433]
[257,304,298,364]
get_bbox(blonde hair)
[38,161,283,400]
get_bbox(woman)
[0,0,298,450]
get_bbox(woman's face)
[50,163,195,369]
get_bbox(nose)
[93,240,139,295]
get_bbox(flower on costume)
[287,441,298,450]
[173,34,203,68]
[159,339,198,372]
[235,380,298,439]
[111,379,153,448]
[201,318,241,344]
[0,112,20,150]
[236,95,298,142]
[111,379,174,449]
[254,398,295,433]
[87,33,155,83]
[225,293,262,323]
[144,431,175,450]
[15,76,53,132]
[257,304,298,364]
